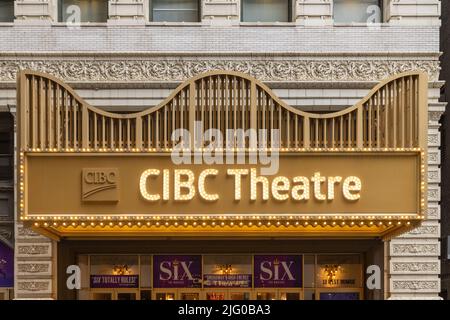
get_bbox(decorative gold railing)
[17,70,428,152]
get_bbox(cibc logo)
[82,168,119,202]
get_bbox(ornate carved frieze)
[427,132,440,146]
[427,149,440,165]
[427,186,440,202]
[16,243,52,257]
[426,205,440,219]
[391,280,440,292]
[390,242,439,256]
[17,262,51,275]
[428,111,444,122]
[427,170,439,183]
[391,262,439,273]
[402,224,440,238]
[17,280,51,293]
[0,59,440,83]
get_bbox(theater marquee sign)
[17,70,428,238]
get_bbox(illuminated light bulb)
[221,222,225,226]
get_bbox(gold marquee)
[16,70,428,239]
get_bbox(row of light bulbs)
[34,220,412,228]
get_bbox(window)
[448,236,450,260]
[333,0,381,23]
[0,0,14,22]
[241,0,291,23]
[0,195,11,216]
[151,0,200,22]
[59,0,108,23]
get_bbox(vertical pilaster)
[387,100,444,299]
[294,0,333,26]
[14,0,58,23]
[14,223,57,299]
[202,0,240,25]
[385,0,441,26]
[108,0,149,24]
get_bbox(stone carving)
[17,281,50,292]
[18,263,49,274]
[428,152,439,164]
[406,226,438,236]
[391,244,438,255]
[392,262,438,273]
[392,280,438,290]
[0,59,440,82]
[427,207,439,219]
[18,245,49,255]
[428,111,443,122]
[428,170,439,181]
[427,134,439,145]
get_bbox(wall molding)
[0,57,440,83]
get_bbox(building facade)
[440,0,450,300]
[0,0,444,300]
